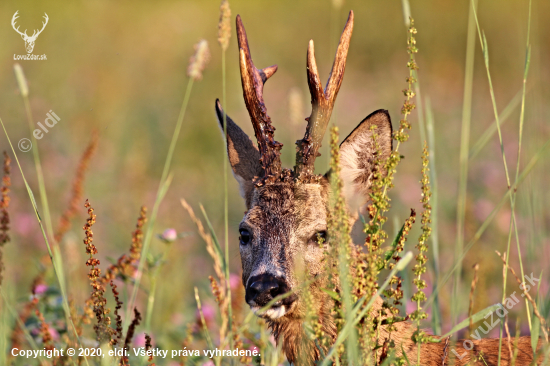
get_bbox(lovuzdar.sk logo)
[12,11,48,61]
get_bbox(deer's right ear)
[338,109,393,211]
[215,99,262,207]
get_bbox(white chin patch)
[251,305,287,320]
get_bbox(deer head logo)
[12,11,49,54]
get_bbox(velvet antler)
[294,11,354,180]
[236,15,282,185]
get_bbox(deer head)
[12,11,49,54]
[214,11,546,366]
[215,11,393,363]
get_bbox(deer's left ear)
[337,109,393,209]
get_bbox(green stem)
[145,242,173,330]
[222,49,234,352]
[512,1,532,322]
[1,289,48,366]
[320,252,413,366]
[126,78,194,332]
[0,118,89,366]
[425,99,442,335]
[499,4,534,356]
[194,287,215,352]
[469,89,523,161]
[453,0,477,329]
[21,97,55,240]
[424,138,550,310]
[471,2,532,363]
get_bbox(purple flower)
[161,228,178,242]
[49,327,60,341]
[34,284,48,295]
[134,332,153,348]
[196,304,216,327]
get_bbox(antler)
[236,15,282,185]
[31,13,49,39]
[294,10,354,179]
[11,11,27,37]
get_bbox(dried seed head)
[217,0,231,51]
[13,64,28,97]
[55,132,98,243]
[187,40,210,81]
[0,151,11,286]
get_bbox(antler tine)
[325,10,353,101]
[35,13,49,37]
[295,10,354,179]
[11,11,27,37]
[236,15,282,184]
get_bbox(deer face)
[238,181,329,319]
[216,101,393,322]
[22,35,38,53]
[215,12,392,327]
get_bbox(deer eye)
[239,229,251,245]
[310,231,327,245]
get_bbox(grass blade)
[320,252,414,366]
[469,89,523,160]
[199,204,227,275]
[1,288,48,366]
[127,77,194,332]
[141,172,173,330]
[532,272,542,356]
[425,98,442,335]
[453,0,477,328]
[0,117,89,366]
[426,138,550,310]
[194,287,215,351]
[472,6,534,363]
[13,64,55,247]
[440,304,501,339]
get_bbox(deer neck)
[266,295,468,366]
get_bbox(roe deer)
[214,10,542,365]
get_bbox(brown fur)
[215,103,545,365]
[214,11,545,362]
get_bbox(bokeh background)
[1,0,549,351]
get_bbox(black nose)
[246,274,296,307]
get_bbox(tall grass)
[1,1,549,365]
[218,0,234,355]
[13,64,55,248]
[453,0,477,329]
[471,1,534,363]
[0,116,90,366]
[132,39,210,332]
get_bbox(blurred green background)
[1,0,549,343]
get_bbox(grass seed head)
[217,0,231,51]
[187,39,210,81]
